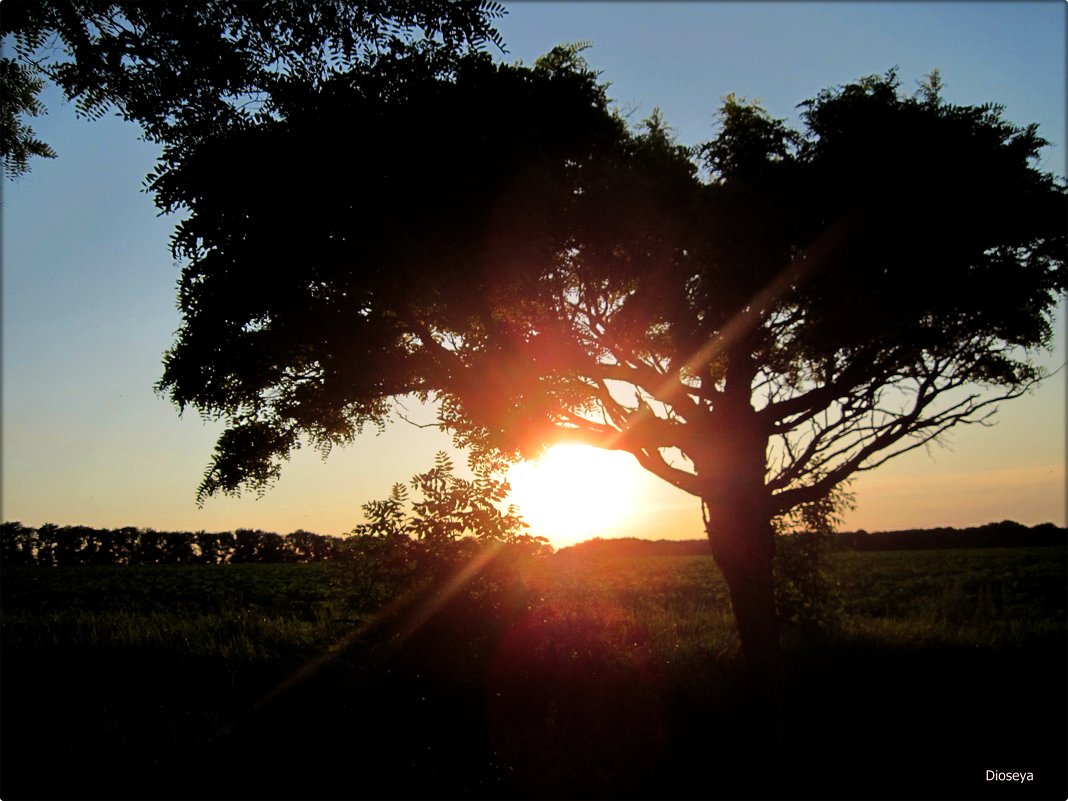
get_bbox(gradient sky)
[2,2,1065,545]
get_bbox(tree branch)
[768,375,1037,515]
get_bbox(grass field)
[1,545,1064,800]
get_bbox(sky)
[2,1,1065,546]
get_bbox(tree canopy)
[146,48,1065,672]
[155,56,1064,511]
[0,0,504,177]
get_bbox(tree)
[348,452,552,670]
[0,55,56,177]
[154,51,1065,681]
[0,521,37,566]
[0,0,504,177]
[352,450,545,552]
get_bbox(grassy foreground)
[1,546,1065,800]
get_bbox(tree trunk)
[703,500,781,682]
[699,344,785,736]
[704,498,787,749]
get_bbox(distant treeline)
[0,522,348,566]
[556,520,1066,558]
[2,519,1064,566]
[556,538,713,558]
[838,520,1066,551]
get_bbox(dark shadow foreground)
[2,584,1064,801]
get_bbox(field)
[2,545,1065,800]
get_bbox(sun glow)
[506,444,641,547]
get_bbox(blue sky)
[2,2,1065,542]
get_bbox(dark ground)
[2,557,1064,800]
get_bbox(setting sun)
[506,444,641,547]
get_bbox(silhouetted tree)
[133,529,169,564]
[196,530,237,564]
[285,529,338,562]
[52,525,90,565]
[1,0,504,177]
[30,524,58,565]
[100,526,140,564]
[160,530,197,563]
[352,450,544,552]
[155,50,1064,681]
[0,522,36,565]
[349,453,551,664]
[232,529,268,563]
[0,55,55,177]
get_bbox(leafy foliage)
[350,450,548,551]
[0,56,56,177]
[773,486,854,635]
[0,0,505,177]
[154,60,1064,516]
[0,520,344,565]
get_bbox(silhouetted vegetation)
[4,518,1061,567]
[149,43,1065,676]
[0,520,342,566]
[3,7,1064,791]
[1,0,505,177]
[839,519,1067,550]
[351,450,550,552]
[555,520,1066,558]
